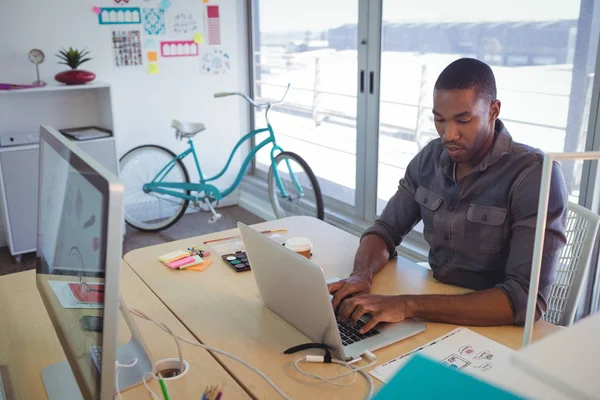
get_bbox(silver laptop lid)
[238,222,344,357]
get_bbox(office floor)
[0,206,264,276]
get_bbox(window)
[376,0,600,216]
[251,0,359,207]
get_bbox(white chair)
[544,201,600,326]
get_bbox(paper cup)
[285,237,313,259]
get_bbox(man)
[329,58,567,334]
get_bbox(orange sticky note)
[147,51,158,62]
[203,0,209,3]
[184,260,213,272]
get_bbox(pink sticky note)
[166,256,195,269]
[92,6,101,15]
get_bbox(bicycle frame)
[143,122,304,203]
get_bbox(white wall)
[0,0,250,247]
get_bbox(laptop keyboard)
[337,317,380,346]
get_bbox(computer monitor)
[36,126,154,400]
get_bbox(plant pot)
[55,70,96,85]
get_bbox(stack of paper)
[370,327,569,399]
[370,328,513,383]
[158,250,211,271]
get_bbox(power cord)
[292,350,376,398]
[129,307,377,399]
[128,307,292,400]
[115,358,138,400]
[143,372,162,400]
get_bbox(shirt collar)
[440,119,513,174]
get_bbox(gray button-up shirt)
[363,119,567,324]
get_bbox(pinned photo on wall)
[143,8,166,35]
[112,30,143,67]
[205,5,221,45]
[172,13,198,35]
[161,40,199,57]
[98,7,141,24]
[200,48,231,75]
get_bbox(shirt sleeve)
[495,160,568,325]
[361,151,423,257]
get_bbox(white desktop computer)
[35,126,154,399]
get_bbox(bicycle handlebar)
[213,83,291,109]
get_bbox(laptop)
[238,222,426,361]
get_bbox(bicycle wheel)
[268,151,324,220]
[119,145,190,232]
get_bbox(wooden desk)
[0,265,250,399]
[124,216,559,399]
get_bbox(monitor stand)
[41,337,153,400]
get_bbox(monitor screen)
[36,132,109,399]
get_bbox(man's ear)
[489,99,501,121]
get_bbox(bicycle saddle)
[171,119,206,135]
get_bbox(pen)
[159,378,170,400]
[203,228,288,245]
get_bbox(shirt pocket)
[466,204,507,253]
[415,186,443,245]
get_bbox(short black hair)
[434,58,497,102]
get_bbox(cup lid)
[285,237,312,252]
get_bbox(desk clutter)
[203,228,314,273]
[157,248,212,271]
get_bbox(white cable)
[115,358,138,400]
[143,372,162,400]
[292,351,376,398]
[128,307,292,400]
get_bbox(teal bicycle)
[119,84,324,232]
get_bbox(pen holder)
[155,358,190,381]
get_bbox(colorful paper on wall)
[206,5,221,45]
[147,63,159,74]
[172,13,198,35]
[200,48,230,74]
[160,40,199,57]
[112,30,143,67]
[98,7,141,24]
[159,0,172,10]
[143,8,166,35]
[145,37,158,50]
[147,51,158,62]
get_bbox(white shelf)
[0,81,110,94]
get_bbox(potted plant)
[54,47,96,85]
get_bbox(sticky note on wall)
[148,64,159,74]
[193,33,205,44]
[147,51,158,62]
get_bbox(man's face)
[432,89,500,163]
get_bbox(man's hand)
[328,274,372,311]
[337,294,412,334]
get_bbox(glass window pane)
[252,0,358,206]
[377,0,600,216]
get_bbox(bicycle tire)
[268,151,324,220]
[119,145,190,232]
